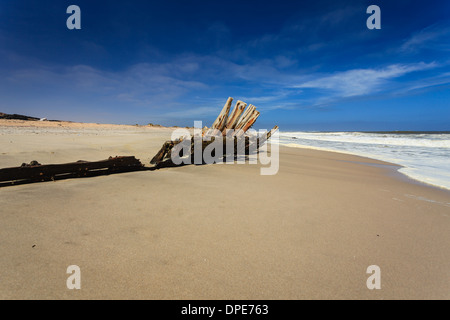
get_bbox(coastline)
[280,142,450,193]
[0,121,449,299]
[280,131,450,190]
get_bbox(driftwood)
[151,97,278,165]
[0,156,143,183]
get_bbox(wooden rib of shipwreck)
[150,97,279,165]
[0,97,277,184]
[0,156,143,183]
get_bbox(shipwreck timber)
[0,156,144,185]
[150,97,278,165]
[0,97,278,186]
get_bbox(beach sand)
[0,120,449,299]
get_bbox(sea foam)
[279,131,450,191]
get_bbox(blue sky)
[0,0,449,131]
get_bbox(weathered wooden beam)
[267,125,279,140]
[257,125,279,147]
[225,101,247,130]
[235,107,258,133]
[235,104,256,131]
[241,110,260,133]
[206,97,233,137]
[150,139,188,165]
[213,97,233,131]
[241,104,255,121]
[0,156,143,183]
[150,141,172,164]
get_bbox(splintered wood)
[150,97,278,165]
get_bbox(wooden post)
[211,97,233,129]
[207,97,233,136]
[225,101,247,130]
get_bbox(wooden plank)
[223,101,239,131]
[225,101,247,130]
[257,125,279,148]
[241,104,254,120]
[235,105,256,130]
[210,97,233,130]
[266,125,279,140]
[216,97,233,132]
[233,109,260,138]
[205,98,233,137]
[0,156,143,182]
[236,106,256,131]
[235,104,252,128]
[241,110,260,132]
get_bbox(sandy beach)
[0,120,449,300]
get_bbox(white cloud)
[401,20,450,52]
[3,60,210,107]
[293,62,438,97]
[397,72,450,93]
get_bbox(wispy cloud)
[401,20,450,53]
[396,72,450,94]
[2,60,210,106]
[1,52,444,121]
[293,62,438,98]
[1,14,449,124]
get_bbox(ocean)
[279,131,450,191]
